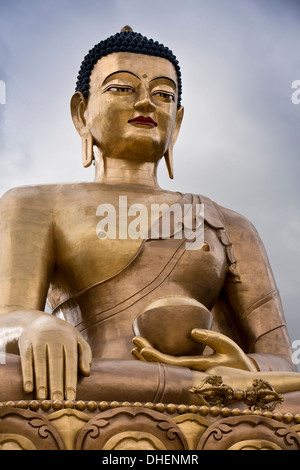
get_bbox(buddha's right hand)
[18,313,92,401]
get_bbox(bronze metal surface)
[0,28,299,410]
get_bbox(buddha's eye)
[104,86,135,94]
[153,91,175,103]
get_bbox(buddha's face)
[81,52,183,162]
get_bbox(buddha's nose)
[134,89,156,113]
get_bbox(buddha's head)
[71,27,184,178]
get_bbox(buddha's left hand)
[132,329,257,372]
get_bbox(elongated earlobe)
[82,132,94,168]
[71,92,93,168]
[164,147,174,179]
[164,106,184,180]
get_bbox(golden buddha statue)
[0,26,300,412]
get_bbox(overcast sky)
[0,0,300,367]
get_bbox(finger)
[191,329,243,354]
[19,341,34,394]
[140,346,218,371]
[33,345,48,399]
[63,343,78,401]
[47,343,64,401]
[191,330,256,371]
[131,347,147,361]
[140,347,177,364]
[132,336,153,349]
[136,344,226,371]
[78,338,92,377]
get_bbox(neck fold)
[94,153,160,188]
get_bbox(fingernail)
[66,388,76,401]
[192,329,209,340]
[52,391,63,401]
[24,381,33,393]
[38,387,47,400]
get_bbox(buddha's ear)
[70,91,87,135]
[172,106,184,147]
[70,92,94,168]
[164,106,184,179]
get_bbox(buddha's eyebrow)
[101,71,177,89]
[150,76,177,89]
[102,70,140,86]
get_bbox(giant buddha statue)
[1,26,300,416]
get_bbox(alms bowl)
[133,301,213,356]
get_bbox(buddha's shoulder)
[1,182,99,202]
[198,193,259,239]
[211,200,261,244]
[0,182,99,209]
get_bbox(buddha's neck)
[94,155,160,188]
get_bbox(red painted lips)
[128,116,157,127]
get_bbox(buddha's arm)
[0,186,92,399]
[220,207,296,372]
[0,186,55,322]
